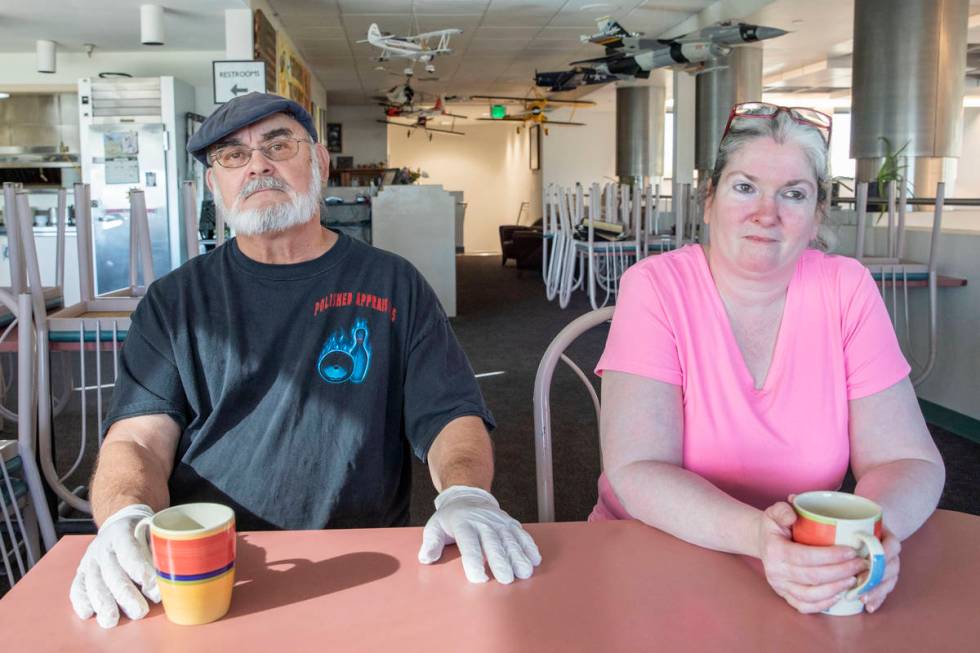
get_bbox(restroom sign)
[213,60,266,103]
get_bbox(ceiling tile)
[624,6,690,36]
[296,38,352,57]
[269,0,341,18]
[412,0,490,15]
[472,26,542,39]
[338,0,413,13]
[535,26,592,41]
[282,23,348,40]
[467,38,531,53]
[480,13,555,28]
[414,15,485,32]
[485,0,565,17]
[341,14,414,36]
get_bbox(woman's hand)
[757,501,869,613]
[860,529,901,613]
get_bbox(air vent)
[91,78,162,117]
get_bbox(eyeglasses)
[208,137,311,169]
[722,102,832,145]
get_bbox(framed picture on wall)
[335,155,354,170]
[529,124,541,171]
[326,123,343,153]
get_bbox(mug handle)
[844,532,886,600]
[133,515,155,556]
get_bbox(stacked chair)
[0,190,59,574]
[543,180,693,310]
[852,179,946,385]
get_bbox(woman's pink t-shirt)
[592,245,910,519]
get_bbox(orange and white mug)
[791,491,886,616]
[135,503,237,625]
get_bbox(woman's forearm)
[609,461,764,557]
[853,458,945,540]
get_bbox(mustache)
[238,175,288,201]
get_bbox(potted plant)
[868,136,909,213]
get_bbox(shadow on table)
[223,534,400,619]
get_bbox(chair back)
[533,306,613,522]
[181,180,201,261]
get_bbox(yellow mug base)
[158,569,235,626]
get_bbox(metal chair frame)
[0,287,47,583]
[14,187,140,532]
[853,179,945,385]
[533,306,614,523]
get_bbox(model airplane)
[359,23,461,75]
[378,113,466,140]
[471,95,595,133]
[372,78,418,113]
[377,94,467,140]
[535,67,617,93]
[536,17,787,89]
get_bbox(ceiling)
[268,0,746,104]
[265,0,980,105]
[2,0,979,106]
[0,0,245,52]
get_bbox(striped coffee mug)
[791,491,886,616]
[135,503,236,625]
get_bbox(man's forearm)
[90,440,171,526]
[427,415,494,492]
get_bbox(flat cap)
[187,92,317,165]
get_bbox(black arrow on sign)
[231,84,248,95]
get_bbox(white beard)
[213,153,322,237]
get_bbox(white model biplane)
[359,23,462,75]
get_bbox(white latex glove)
[69,504,160,629]
[418,485,542,584]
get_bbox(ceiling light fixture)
[0,92,10,100]
[141,5,165,46]
[36,40,56,74]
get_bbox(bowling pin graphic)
[350,325,370,383]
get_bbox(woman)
[593,103,945,614]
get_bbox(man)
[69,93,540,629]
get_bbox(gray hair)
[701,109,836,251]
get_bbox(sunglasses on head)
[722,102,832,145]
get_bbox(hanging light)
[140,5,165,46]
[36,40,56,74]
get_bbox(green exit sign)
[491,104,507,119]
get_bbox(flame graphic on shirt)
[316,318,371,384]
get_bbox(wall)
[388,123,541,253]
[325,105,388,168]
[954,107,980,197]
[0,50,222,116]
[248,0,326,110]
[541,106,616,191]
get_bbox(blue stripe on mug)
[156,560,235,583]
[858,553,887,595]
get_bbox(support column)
[615,85,666,186]
[850,0,968,195]
[695,47,763,177]
[672,72,696,188]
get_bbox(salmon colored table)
[2,511,979,652]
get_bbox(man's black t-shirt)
[104,232,494,530]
